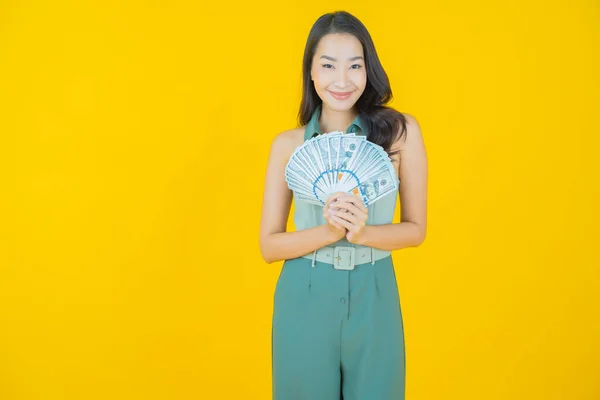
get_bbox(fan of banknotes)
[285,131,398,206]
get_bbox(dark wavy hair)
[298,11,407,156]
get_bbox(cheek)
[354,71,367,90]
[312,69,329,89]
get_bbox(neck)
[319,104,358,133]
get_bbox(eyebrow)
[320,55,364,62]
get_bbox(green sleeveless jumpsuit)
[272,105,406,399]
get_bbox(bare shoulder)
[392,112,424,153]
[270,126,305,158]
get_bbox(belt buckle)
[333,246,355,270]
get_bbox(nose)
[336,68,349,89]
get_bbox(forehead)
[314,33,364,57]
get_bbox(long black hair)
[298,11,407,156]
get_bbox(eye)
[350,64,363,69]
[322,64,334,69]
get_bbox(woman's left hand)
[327,194,369,244]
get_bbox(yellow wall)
[1,0,598,399]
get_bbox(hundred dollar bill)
[333,135,367,186]
[347,166,398,205]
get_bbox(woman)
[259,10,428,400]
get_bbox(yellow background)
[1,0,599,399]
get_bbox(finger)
[328,200,349,213]
[329,209,360,225]
[329,201,364,217]
[343,193,367,207]
[330,200,368,222]
[329,208,359,224]
[340,195,368,213]
[327,191,347,201]
[324,211,347,229]
[330,215,354,231]
[325,192,346,208]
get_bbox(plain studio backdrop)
[0,0,598,399]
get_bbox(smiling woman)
[311,35,367,105]
[259,10,428,400]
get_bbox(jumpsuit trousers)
[272,254,406,399]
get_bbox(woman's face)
[311,33,367,112]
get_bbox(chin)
[321,98,359,112]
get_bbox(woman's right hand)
[323,192,348,242]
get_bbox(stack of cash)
[285,131,398,206]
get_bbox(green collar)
[304,104,365,141]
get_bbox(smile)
[329,91,354,100]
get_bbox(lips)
[329,90,354,100]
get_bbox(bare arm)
[259,131,343,264]
[348,114,428,250]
